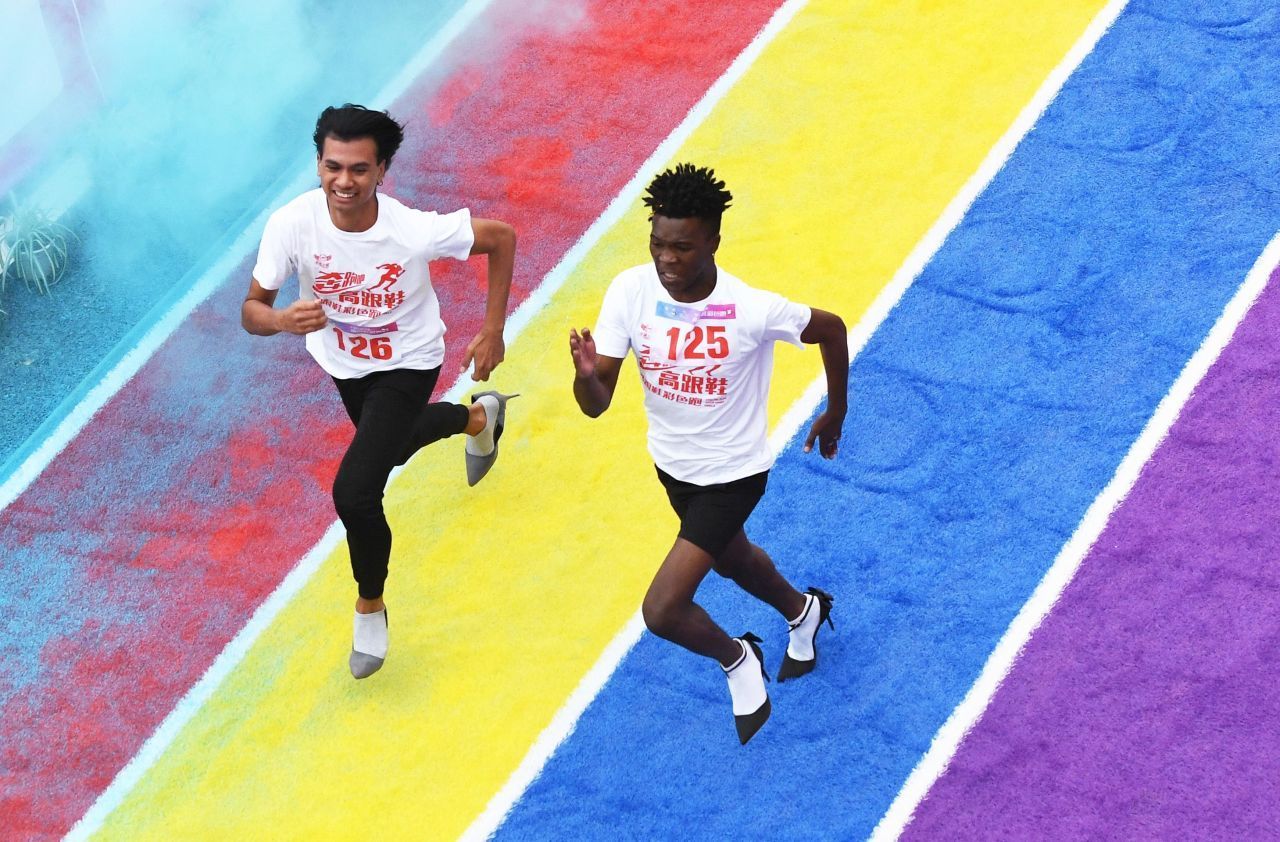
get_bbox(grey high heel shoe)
[465,391,519,487]
[350,607,387,679]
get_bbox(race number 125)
[666,325,728,360]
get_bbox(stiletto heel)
[742,631,770,683]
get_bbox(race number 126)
[332,327,393,360]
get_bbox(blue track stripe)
[494,4,1280,839]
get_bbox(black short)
[655,466,769,560]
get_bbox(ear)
[710,232,721,254]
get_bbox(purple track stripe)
[906,268,1280,838]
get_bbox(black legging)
[331,367,469,599]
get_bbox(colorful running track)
[3,0,1279,839]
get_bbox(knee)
[641,591,684,640]
[712,545,754,583]
[332,474,382,522]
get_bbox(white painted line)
[866,1,1156,836]
[459,613,647,842]
[0,0,497,517]
[461,341,829,842]
[466,1,1135,837]
[64,524,346,841]
[66,298,486,842]
[871,232,1280,840]
[842,0,1129,397]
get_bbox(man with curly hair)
[569,163,848,744]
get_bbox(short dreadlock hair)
[643,163,733,233]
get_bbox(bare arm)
[799,307,848,458]
[462,217,517,381]
[569,327,624,417]
[241,277,327,336]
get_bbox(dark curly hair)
[313,104,405,167]
[642,163,733,233]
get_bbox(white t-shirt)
[593,264,812,485]
[252,189,475,379]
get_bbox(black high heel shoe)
[727,632,771,745]
[776,587,834,682]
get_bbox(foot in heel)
[724,632,771,744]
[465,391,519,487]
[350,607,388,679]
[777,587,834,682]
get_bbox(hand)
[803,409,844,459]
[463,328,505,381]
[569,328,597,378]
[277,300,327,334]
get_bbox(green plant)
[0,194,77,296]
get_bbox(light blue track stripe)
[492,3,1280,839]
[0,0,487,512]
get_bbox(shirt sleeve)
[252,209,295,291]
[425,208,475,261]
[760,290,811,348]
[592,273,633,358]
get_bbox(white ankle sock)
[723,640,767,716]
[786,593,819,662]
[465,395,500,457]
[353,608,388,658]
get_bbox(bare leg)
[714,530,805,621]
[642,538,743,667]
[356,596,385,614]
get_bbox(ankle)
[464,402,487,436]
[356,596,385,614]
[783,591,808,624]
[719,638,747,671]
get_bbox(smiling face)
[649,214,720,302]
[317,135,386,231]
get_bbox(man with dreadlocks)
[568,163,848,744]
